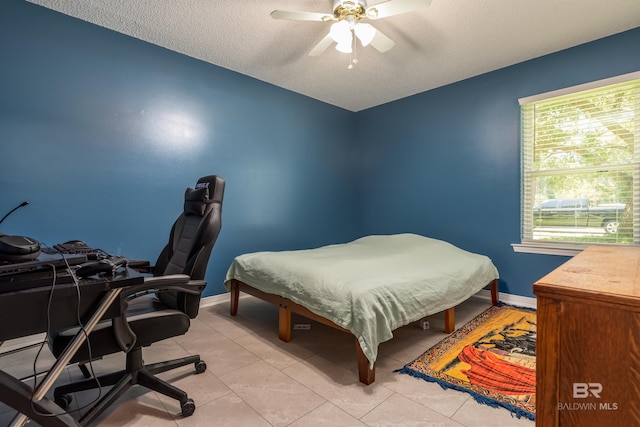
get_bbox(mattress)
[224,233,499,367]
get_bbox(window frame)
[513,71,640,256]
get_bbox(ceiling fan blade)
[366,0,432,19]
[308,33,335,56]
[271,10,334,22]
[368,27,395,53]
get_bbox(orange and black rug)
[396,303,536,420]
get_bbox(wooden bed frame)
[229,278,499,385]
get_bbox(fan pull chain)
[348,29,358,70]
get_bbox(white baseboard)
[200,292,232,307]
[474,289,537,309]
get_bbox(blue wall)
[355,27,640,297]
[0,1,360,296]
[2,1,639,298]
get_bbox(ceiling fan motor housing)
[333,0,368,20]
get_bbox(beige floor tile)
[178,333,261,377]
[170,318,220,346]
[378,333,445,366]
[288,401,366,426]
[374,356,471,418]
[279,322,359,371]
[283,355,394,419]
[87,390,177,426]
[0,342,58,380]
[360,392,466,427]
[233,330,316,370]
[142,340,194,365]
[154,369,231,415]
[197,300,273,340]
[451,398,535,427]
[231,297,282,327]
[175,393,270,427]
[220,360,326,426]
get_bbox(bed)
[224,233,499,384]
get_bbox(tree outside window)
[521,74,640,249]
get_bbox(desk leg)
[10,288,122,427]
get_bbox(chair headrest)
[195,175,225,204]
[183,175,225,216]
[184,187,208,216]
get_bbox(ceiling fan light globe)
[354,23,376,46]
[330,20,351,43]
[335,38,353,53]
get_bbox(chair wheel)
[181,398,195,417]
[195,360,207,374]
[55,394,72,409]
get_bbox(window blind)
[520,75,640,249]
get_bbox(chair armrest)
[127,259,154,274]
[112,275,206,352]
[120,274,205,299]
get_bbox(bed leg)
[230,281,240,316]
[490,279,499,305]
[278,305,292,342]
[444,307,455,333]
[355,339,375,385]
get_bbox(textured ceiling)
[27,0,640,112]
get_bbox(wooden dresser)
[534,245,640,426]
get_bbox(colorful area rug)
[396,303,536,420]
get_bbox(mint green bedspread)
[224,234,499,368]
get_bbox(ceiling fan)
[271,0,432,57]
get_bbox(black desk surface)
[0,252,87,277]
[0,268,144,342]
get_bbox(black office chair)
[47,175,224,425]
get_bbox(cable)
[64,250,104,408]
[27,244,104,419]
[29,262,63,418]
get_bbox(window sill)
[511,243,582,256]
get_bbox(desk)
[0,266,143,427]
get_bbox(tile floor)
[0,295,535,426]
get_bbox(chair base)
[54,347,206,426]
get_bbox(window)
[516,72,640,255]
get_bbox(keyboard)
[42,241,106,259]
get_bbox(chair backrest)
[154,175,224,318]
